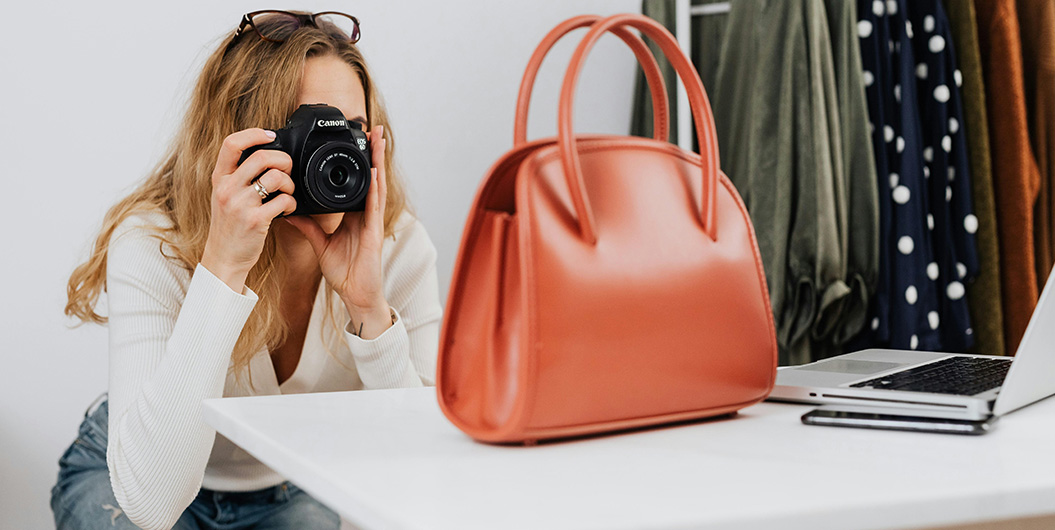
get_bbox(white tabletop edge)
[202,397,421,530]
[202,388,1055,530]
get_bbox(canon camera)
[240,104,372,215]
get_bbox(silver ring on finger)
[253,179,270,201]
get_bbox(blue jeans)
[50,395,341,529]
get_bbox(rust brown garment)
[973,0,1042,354]
[944,0,1006,356]
[1017,0,1055,288]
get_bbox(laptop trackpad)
[798,359,905,375]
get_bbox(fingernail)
[264,130,277,139]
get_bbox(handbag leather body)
[437,13,777,444]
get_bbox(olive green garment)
[942,0,1006,356]
[817,0,880,353]
[714,0,844,365]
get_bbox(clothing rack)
[637,0,1024,361]
[673,1,731,150]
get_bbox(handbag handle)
[514,15,669,146]
[559,14,720,244]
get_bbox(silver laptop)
[770,269,1055,421]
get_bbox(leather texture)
[437,14,777,444]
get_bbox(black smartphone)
[801,407,997,435]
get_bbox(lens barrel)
[305,143,370,210]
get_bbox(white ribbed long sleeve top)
[103,210,442,530]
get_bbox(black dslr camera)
[240,104,371,215]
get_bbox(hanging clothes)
[1017,0,1055,289]
[972,0,1041,354]
[905,0,980,351]
[857,0,946,351]
[632,0,879,365]
[716,0,881,364]
[816,0,880,349]
[942,0,1006,356]
[709,0,845,364]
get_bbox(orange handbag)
[437,13,777,444]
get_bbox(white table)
[203,387,1055,530]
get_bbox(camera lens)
[305,142,370,211]
[329,165,350,187]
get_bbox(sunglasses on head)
[225,10,360,54]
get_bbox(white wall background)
[1,0,644,527]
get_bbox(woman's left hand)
[286,125,392,339]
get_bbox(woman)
[52,11,441,530]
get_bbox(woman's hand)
[286,125,392,339]
[201,128,297,292]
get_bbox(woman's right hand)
[200,128,297,292]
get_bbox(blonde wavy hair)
[65,12,409,375]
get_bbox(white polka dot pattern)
[855,0,980,351]
[929,35,945,53]
[927,262,940,280]
[859,20,874,39]
[947,281,965,300]
[934,85,950,102]
[893,185,911,204]
[899,236,915,254]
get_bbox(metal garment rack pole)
[673,1,731,151]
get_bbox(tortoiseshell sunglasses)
[225,10,360,53]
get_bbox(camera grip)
[238,140,284,204]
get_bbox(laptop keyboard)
[848,356,1013,396]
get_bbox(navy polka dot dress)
[856,0,980,351]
